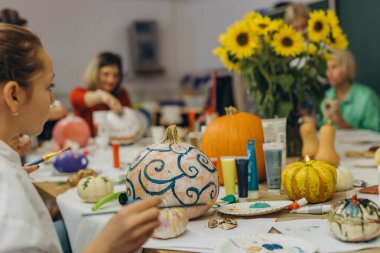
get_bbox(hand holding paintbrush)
[24,147,71,166]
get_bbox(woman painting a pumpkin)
[320,50,380,132]
[0,23,161,253]
[70,52,132,136]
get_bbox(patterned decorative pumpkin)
[126,125,219,219]
[153,208,188,239]
[200,107,265,184]
[52,114,91,148]
[53,151,89,173]
[77,176,114,203]
[328,194,380,242]
[107,107,143,144]
[281,160,337,203]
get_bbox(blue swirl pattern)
[126,143,219,208]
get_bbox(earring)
[12,112,19,116]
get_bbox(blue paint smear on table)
[249,202,271,208]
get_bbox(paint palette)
[214,233,317,253]
[218,201,292,216]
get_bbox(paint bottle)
[220,156,236,196]
[235,157,249,202]
[263,143,283,191]
[112,141,120,169]
[247,139,259,199]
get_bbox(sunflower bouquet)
[214,9,348,118]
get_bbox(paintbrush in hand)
[24,147,71,166]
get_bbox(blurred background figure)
[70,52,131,136]
[320,50,380,131]
[0,8,27,27]
[284,2,310,39]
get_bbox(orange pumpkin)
[200,107,265,184]
[126,125,219,219]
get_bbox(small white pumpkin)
[153,208,188,239]
[336,166,354,192]
[77,176,114,203]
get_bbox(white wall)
[1,0,177,105]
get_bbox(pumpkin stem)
[162,125,181,144]
[351,194,359,204]
[224,106,238,115]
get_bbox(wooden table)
[34,181,379,253]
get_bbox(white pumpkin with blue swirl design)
[126,125,219,219]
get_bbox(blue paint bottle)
[247,139,259,199]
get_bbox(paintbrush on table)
[24,147,71,166]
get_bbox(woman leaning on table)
[70,52,132,136]
[0,23,161,253]
[320,49,380,132]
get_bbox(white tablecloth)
[273,219,380,253]
[47,130,380,252]
[57,186,276,253]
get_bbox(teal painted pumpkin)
[126,125,219,219]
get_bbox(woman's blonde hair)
[331,49,357,82]
[284,3,310,24]
[0,23,43,89]
[83,52,123,93]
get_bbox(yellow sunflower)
[218,33,228,46]
[308,10,330,42]
[271,25,304,57]
[264,19,284,42]
[244,11,262,23]
[224,21,260,59]
[326,10,339,28]
[247,15,272,35]
[307,43,317,55]
[267,19,283,32]
[213,47,241,73]
[328,26,349,50]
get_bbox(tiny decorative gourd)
[315,121,340,166]
[53,151,89,173]
[77,176,114,203]
[335,166,353,192]
[299,117,318,159]
[200,106,265,183]
[126,125,219,219]
[153,208,188,239]
[67,169,97,187]
[328,194,380,242]
[281,160,337,203]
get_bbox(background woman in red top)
[70,52,131,136]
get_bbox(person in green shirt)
[320,50,380,132]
